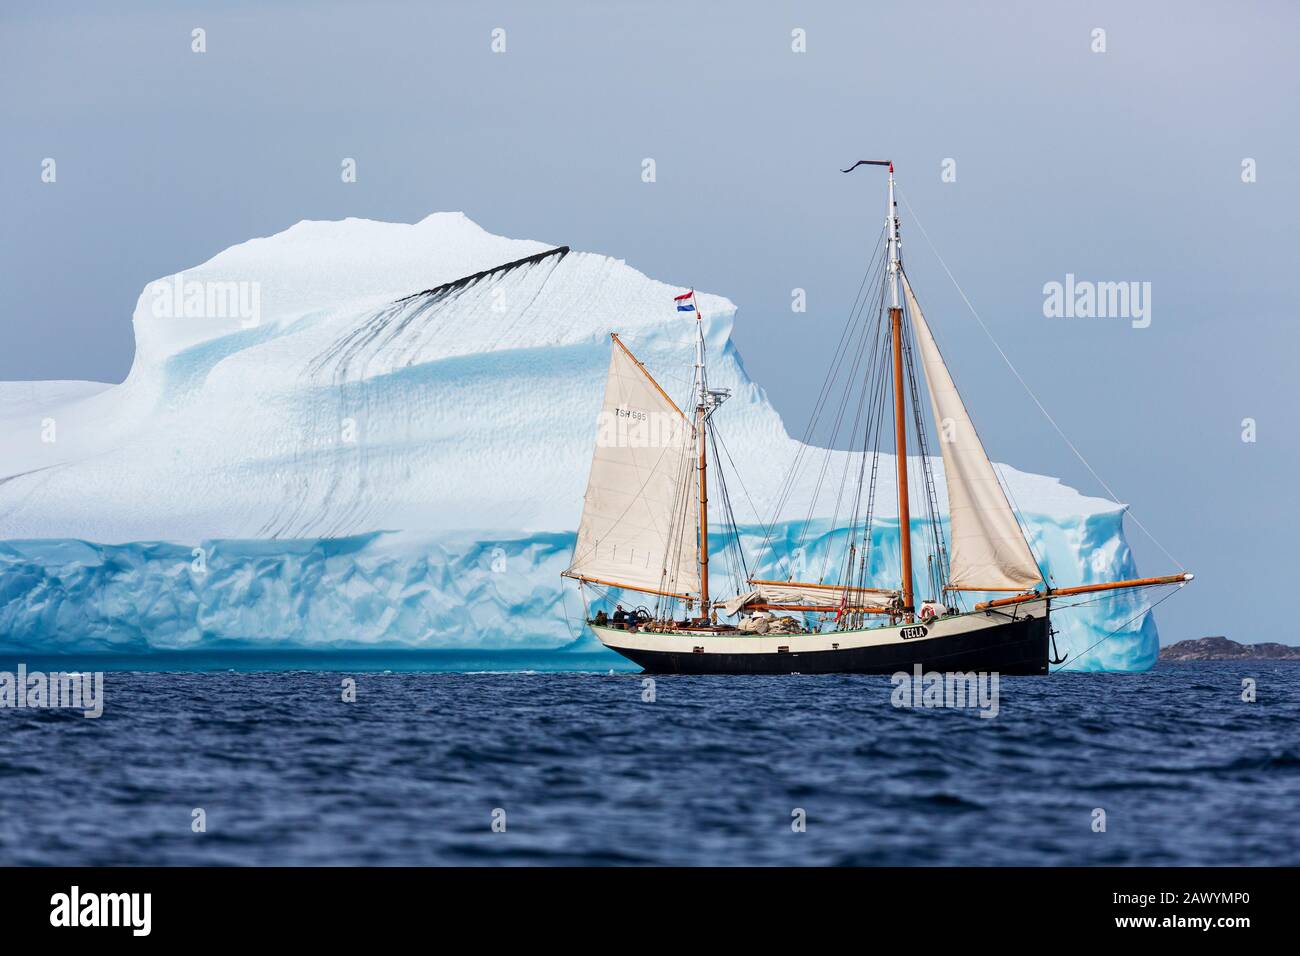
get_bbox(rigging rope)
[707,421,751,590]
[1050,583,1183,673]
[809,258,889,581]
[558,576,582,641]
[789,244,890,569]
[837,328,888,598]
[762,224,889,571]
[896,187,1185,573]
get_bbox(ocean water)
[0,655,1295,866]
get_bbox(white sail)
[901,273,1043,591]
[566,335,700,597]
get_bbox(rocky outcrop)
[1159,636,1300,661]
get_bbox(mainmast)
[885,164,915,620]
[838,159,916,621]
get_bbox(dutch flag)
[674,290,696,313]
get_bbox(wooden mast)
[697,401,710,620]
[886,163,914,620]
[688,290,712,623]
[891,305,913,619]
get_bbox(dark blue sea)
[1,653,1295,866]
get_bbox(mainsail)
[901,272,1043,592]
[565,335,701,598]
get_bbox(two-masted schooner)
[562,162,1191,675]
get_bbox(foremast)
[692,292,711,621]
[686,288,729,623]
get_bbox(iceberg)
[0,213,1158,669]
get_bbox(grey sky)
[2,0,1297,644]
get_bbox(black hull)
[611,613,1050,676]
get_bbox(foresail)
[566,335,701,598]
[901,273,1043,592]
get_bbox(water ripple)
[0,661,1296,865]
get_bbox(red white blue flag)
[674,290,695,312]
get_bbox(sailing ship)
[562,161,1191,675]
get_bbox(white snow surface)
[0,211,1116,542]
